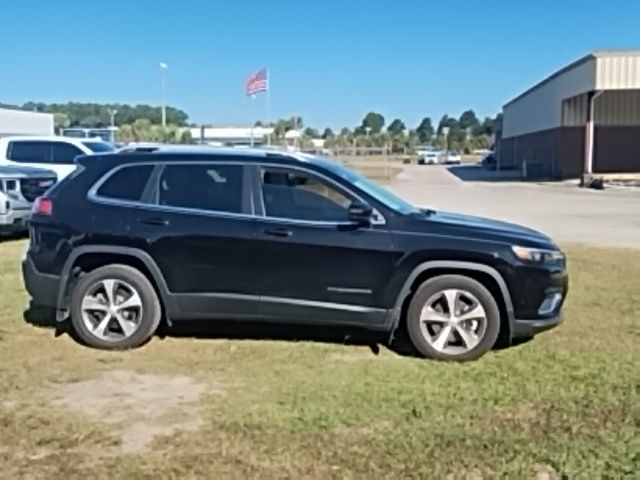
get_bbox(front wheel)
[406,275,501,361]
[69,264,161,350]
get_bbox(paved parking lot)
[389,164,640,249]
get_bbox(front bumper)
[22,255,60,307]
[0,208,29,232]
[512,312,563,339]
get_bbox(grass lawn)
[0,239,638,478]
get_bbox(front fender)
[386,260,515,342]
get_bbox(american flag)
[245,68,268,96]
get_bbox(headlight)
[512,246,565,264]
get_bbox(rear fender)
[56,245,177,321]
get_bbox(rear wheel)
[70,264,161,350]
[406,275,500,361]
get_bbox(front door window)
[261,167,352,222]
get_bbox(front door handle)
[263,227,292,237]
[139,217,169,227]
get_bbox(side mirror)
[348,200,373,225]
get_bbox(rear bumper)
[22,255,59,307]
[512,311,563,339]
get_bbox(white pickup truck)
[417,150,445,165]
[0,136,115,180]
[0,166,57,234]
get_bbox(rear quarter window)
[96,165,154,202]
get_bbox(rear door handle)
[263,227,292,237]
[139,217,169,227]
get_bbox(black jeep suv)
[22,148,568,361]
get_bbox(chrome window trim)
[87,159,387,227]
[89,196,259,221]
[88,160,255,220]
[257,163,387,226]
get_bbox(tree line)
[266,110,500,154]
[0,101,189,129]
[1,100,497,152]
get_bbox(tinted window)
[82,141,116,153]
[261,167,352,221]
[51,143,84,164]
[311,157,419,214]
[158,164,244,213]
[97,165,154,202]
[7,141,52,163]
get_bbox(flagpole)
[266,68,271,146]
[250,94,256,148]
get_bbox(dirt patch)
[49,370,219,453]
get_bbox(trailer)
[0,107,54,138]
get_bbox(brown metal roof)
[503,50,640,108]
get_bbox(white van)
[0,136,115,180]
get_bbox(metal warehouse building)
[498,51,640,179]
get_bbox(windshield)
[311,157,421,215]
[82,141,116,153]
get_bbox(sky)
[1,0,639,130]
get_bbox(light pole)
[365,126,372,155]
[442,126,450,153]
[159,62,168,128]
[107,109,117,143]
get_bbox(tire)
[69,264,161,350]
[406,274,500,362]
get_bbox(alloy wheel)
[418,288,488,355]
[80,279,144,342]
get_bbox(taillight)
[33,197,53,216]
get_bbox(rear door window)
[157,163,247,214]
[51,143,84,164]
[7,141,52,163]
[96,165,155,202]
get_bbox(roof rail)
[118,146,161,154]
